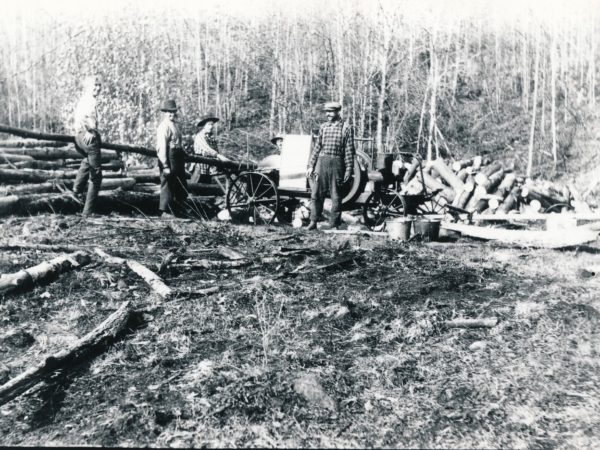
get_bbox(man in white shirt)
[156,99,187,216]
[72,76,103,217]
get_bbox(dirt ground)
[0,213,599,448]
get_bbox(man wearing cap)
[190,115,230,184]
[156,99,188,216]
[306,101,355,230]
[72,75,103,217]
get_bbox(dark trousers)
[73,131,102,215]
[159,149,188,214]
[310,155,344,227]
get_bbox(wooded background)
[0,0,598,176]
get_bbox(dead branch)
[0,251,90,296]
[0,302,132,406]
[94,248,172,299]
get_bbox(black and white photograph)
[1,0,599,447]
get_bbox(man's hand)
[82,131,95,146]
[163,167,171,176]
[343,171,351,183]
[307,167,314,178]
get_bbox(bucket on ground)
[387,217,413,241]
[413,218,441,242]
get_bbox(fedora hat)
[197,115,220,128]
[270,133,284,145]
[160,99,178,112]
[323,101,342,111]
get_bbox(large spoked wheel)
[362,189,406,231]
[226,172,279,225]
[417,195,447,215]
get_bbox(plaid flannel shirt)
[193,131,219,176]
[308,119,355,175]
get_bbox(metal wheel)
[362,189,405,231]
[226,172,279,225]
[417,195,447,215]
[545,203,569,213]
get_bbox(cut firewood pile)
[400,155,592,216]
[0,138,226,218]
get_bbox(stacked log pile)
[0,140,224,217]
[399,155,591,215]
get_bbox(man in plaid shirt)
[306,101,355,230]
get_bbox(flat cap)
[323,101,342,111]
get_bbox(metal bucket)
[387,217,413,241]
[413,218,441,242]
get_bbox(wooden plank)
[442,222,598,248]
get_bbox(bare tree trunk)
[527,27,541,178]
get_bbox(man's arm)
[194,134,219,158]
[343,123,355,182]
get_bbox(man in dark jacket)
[306,102,355,230]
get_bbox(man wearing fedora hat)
[190,114,230,184]
[306,101,355,230]
[72,75,103,217]
[157,99,188,216]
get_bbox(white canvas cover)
[278,134,312,190]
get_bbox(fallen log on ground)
[0,301,132,406]
[174,259,250,270]
[441,221,598,248]
[445,317,498,328]
[1,159,68,170]
[0,251,90,295]
[0,178,135,197]
[94,248,172,299]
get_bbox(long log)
[0,189,163,217]
[0,178,135,197]
[1,159,67,170]
[441,222,598,248]
[0,124,256,171]
[95,248,172,299]
[0,167,79,183]
[431,159,466,193]
[0,139,68,148]
[0,302,131,406]
[402,158,421,183]
[0,240,91,253]
[0,251,90,295]
[0,147,119,161]
[0,154,35,163]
